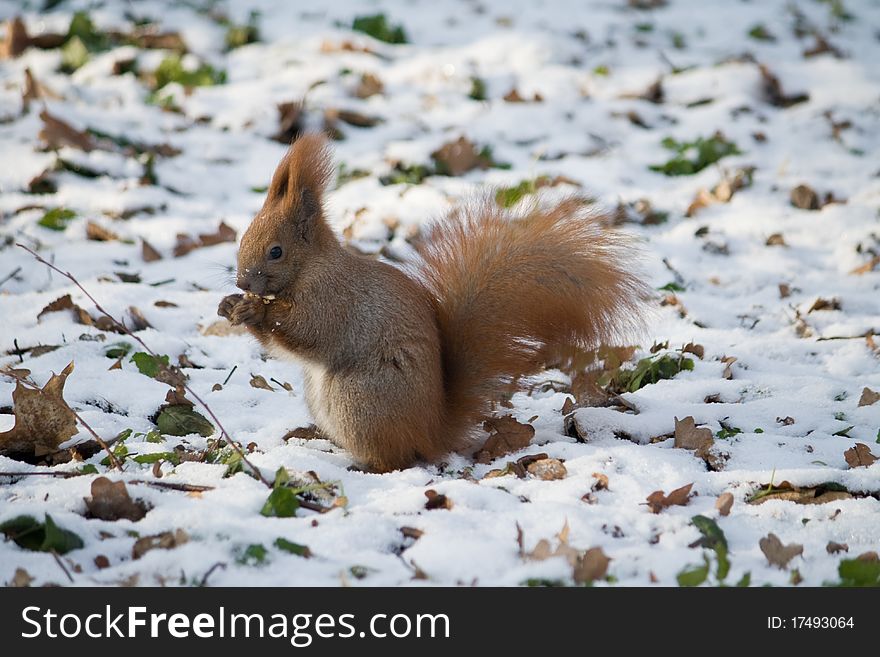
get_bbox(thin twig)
[0,370,124,471]
[126,480,214,492]
[0,266,22,288]
[198,562,227,587]
[50,550,75,584]
[16,243,272,488]
[222,365,237,386]
[0,471,80,478]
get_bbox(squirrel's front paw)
[218,293,266,327]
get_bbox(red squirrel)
[218,134,650,472]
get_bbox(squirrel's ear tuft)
[267,133,333,214]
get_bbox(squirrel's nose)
[236,277,251,292]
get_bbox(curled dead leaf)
[132,529,188,559]
[645,483,693,514]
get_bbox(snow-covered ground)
[1,0,878,587]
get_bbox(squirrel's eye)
[268,246,283,260]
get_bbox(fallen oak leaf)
[0,363,78,458]
[646,483,693,513]
[759,533,802,569]
[826,541,848,554]
[844,443,877,469]
[84,477,148,522]
[474,415,535,464]
[674,416,714,452]
[86,221,118,242]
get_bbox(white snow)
[0,0,878,587]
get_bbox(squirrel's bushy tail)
[416,196,651,449]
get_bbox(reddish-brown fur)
[219,134,650,471]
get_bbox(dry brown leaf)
[721,356,737,380]
[274,101,305,144]
[330,108,382,128]
[778,283,791,299]
[39,109,95,152]
[592,472,609,491]
[759,533,803,569]
[826,541,848,554]
[424,489,452,510]
[198,221,236,247]
[400,526,424,540]
[850,255,880,275]
[573,547,611,584]
[857,387,879,407]
[431,136,490,176]
[84,477,148,522]
[716,492,734,516]
[199,319,248,337]
[561,397,576,415]
[808,297,841,313]
[526,458,567,481]
[250,374,274,391]
[766,233,787,247]
[132,529,188,560]
[674,416,714,452]
[9,568,33,587]
[86,221,118,242]
[844,443,878,469]
[354,72,383,98]
[1,17,29,58]
[759,64,809,108]
[142,239,162,262]
[791,184,820,210]
[474,416,535,464]
[37,294,94,326]
[126,306,151,331]
[645,483,693,514]
[681,342,705,359]
[0,362,77,458]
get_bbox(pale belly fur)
[267,340,335,437]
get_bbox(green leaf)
[38,207,77,231]
[274,537,312,557]
[677,556,710,587]
[132,451,179,465]
[469,76,487,101]
[650,134,742,177]
[837,558,880,587]
[156,405,215,437]
[736,572,751,587]
[832,425,854,438]
[78,464,99,475]
[260,487,300,518]
[273,467,290,488]
[130,352,170,378]
[658,281,686,292]
[0,514,83,554]
[351,14,408,44]
[105,342,132,359]
[225,11,260,50]
[153,54,226,91]
[692,515,730,581]
[60,36,90,72]
[237,543,268,566]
